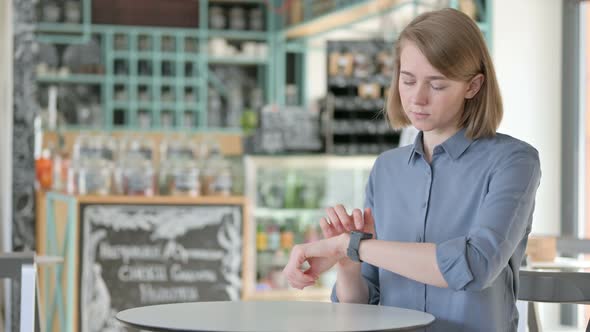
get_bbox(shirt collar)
[441,128,472,160]
[407,131,424,164]
[407,128,472,164]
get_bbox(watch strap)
[347,231,373,262]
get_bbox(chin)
[410,123,432,132]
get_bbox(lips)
[410,111,430,119]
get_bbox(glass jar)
[70,135,113,195]
[229,7,246,30]
[42,1,61,23]
[122,159,155,196]
[169,161,201,196]
[201,161,217,196]
[248,8,264,31]
[209,6,226,29]
[202,156,232,196]
[76,159,112,195]
[64,0,81,23]
[117,136,155,196]
[160,136,200,196]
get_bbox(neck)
[422,127,461,162]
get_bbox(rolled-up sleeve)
[331,160,381,304]
[436,147,541,291]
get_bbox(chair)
[0,252,36,332]
[518,269,590,332]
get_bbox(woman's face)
[398,41,472,137]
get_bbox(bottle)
[229,158,244,196]
[213,159,233,196]
[256,222,268,252]
[208,89,223,128]
[201,139,230,195]
[267,223,280,251]
[52,132,70,192]
[35,147,53,190]
[280,223,294,250]
[284,171,298,209]
[226,82,243,128]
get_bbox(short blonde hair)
[386,8,502,139]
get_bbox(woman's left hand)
[282,233,350,289]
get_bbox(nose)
[412,84,429,106]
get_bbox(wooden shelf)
[285,0,405,39]
[45,193,248,205]
[255,208,323,219]
[36,74,105,84]
[42,130,244,160]
[208,57,267,65]
[208,30,268,41]
[209,0,265,3]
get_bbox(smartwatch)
[347,231,373,262]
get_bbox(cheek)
[398,86,411,105]
[432,92,465,115]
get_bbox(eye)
[402,81,416,86]
[431,85,446,91]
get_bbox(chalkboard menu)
[79,204,243,332]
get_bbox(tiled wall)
[12,0,36,252]
[11,0,37,329]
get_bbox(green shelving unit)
[35,0,274,131]
[36,0,92,44]
[97,25,204,129]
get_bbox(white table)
[116,301,435,332]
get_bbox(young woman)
[282,8,541,331]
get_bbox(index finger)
[334,204,353,231]
[352,208,364,230]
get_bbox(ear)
[465,73,484,99]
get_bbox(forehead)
[399,42,444,77]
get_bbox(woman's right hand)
[319,205,375,267]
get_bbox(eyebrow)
[400,71,447,81]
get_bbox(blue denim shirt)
[332,128,541,331]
